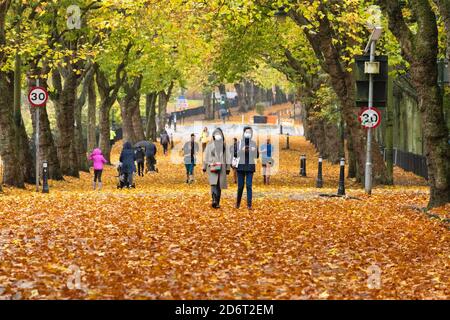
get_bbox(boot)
[267,176,270,185]
[212,193,217,208]
[189,175,194,184]
[98,182,102,191]
[263,175,267,185]
[93,181,96,190]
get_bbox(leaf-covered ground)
[0,135,448,300]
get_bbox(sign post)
[28,81,49,192]
[363,27,383,195]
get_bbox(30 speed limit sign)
[359,107,381,129]
[28,86,49,107]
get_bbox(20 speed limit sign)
[359,107,381,129]
[28,87,49,107]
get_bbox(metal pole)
[35,78,40,192]
[365,40,376,195]
[338,158,346,196]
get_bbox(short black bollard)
[280,124,283,135]
[316,157,323,188]
[337,158,346,196]
[42,161,49,193]
[286,133,290,150]
[300,155,307,177]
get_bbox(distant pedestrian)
[183,133,200,184]
[88,148,107,190]
[135,146,145,177]
[119,141,136,188]
[160,130,170,156]
[260,138,274,185]
[145,139,158,173]
[200,127,209,152]
[203,128,230,209]
[236,127,259,210]
[229,137,239,184]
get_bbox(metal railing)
[387,148,428,180]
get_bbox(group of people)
[87,139,159,190]
[88,125,275,209]
[183,126,275,210]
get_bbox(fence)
[384,148,428,180]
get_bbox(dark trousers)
[137,161,144,176]
[146,156,156,171]
[94,170,103,182]
[211,173,222,206]
[162,143,168,155]
[237,171,253,208]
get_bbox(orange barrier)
[266,115,278,124]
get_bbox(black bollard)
[280,124,283,135]
[316,157,323,188]
[286,133,290,150]
[171,133,174,149]
[337,158,346,196]
[300,155,307,177]
[42,161,49,193]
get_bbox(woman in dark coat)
[119,141,136,188]
[236,126,259,209]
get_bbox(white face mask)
[214,134,222,141]
[244,132,252,139]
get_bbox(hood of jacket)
[212,128,225,141]
[92,148,102,156]
[123,141,133,150]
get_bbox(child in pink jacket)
[89,148,107,190]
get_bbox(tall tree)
[378,0,450,208]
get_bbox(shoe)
[247,206,253,210]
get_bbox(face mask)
[244,132,252,139]
[214,134,222,141]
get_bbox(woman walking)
[230,137,239,184]
[236,127,259,209]
[203,128,230,209]
[183,133,200,184]
[119,141,136,188]
[200,127,209,153]
[88,148,107,190]
[260,138,274,185]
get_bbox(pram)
[116,162,136,189]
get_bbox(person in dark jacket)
[183,133,200,184]
[229,137,239,184]
[236,126,259,209]
[119,141,136,188]
[135,146,145,177]
[160,130,170,156]
[145,139,158,173]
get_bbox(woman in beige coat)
[203,128,231,209]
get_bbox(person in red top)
[88,148,107,190]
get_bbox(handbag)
[232,157,240,168]
[210,162,222,173]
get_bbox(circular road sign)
[28,87,49,107]
[359,107,381,129]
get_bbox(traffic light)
[354,55,388,108]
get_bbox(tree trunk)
[145,92,157,140]
[157,81,174,133]
[0,71,25,187]
[203,88,213,120]
[87,75,97,153]
[132,95,145,142]
[380,0,450,207]
[52,69,79,177]
[234,83,246,112]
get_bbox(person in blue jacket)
[119,141,136,188]
[236,126,259,209]
[260,138,274,185]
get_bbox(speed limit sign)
[28,87,49,107]
[359,107,381,129]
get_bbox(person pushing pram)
[118,141,136,189]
